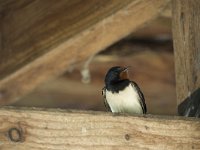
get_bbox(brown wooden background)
[13,12,175,115]
[1,1,200,149]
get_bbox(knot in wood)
[124,134,130,141]
[8,128,22,142]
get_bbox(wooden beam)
[172,0,200,105]
[0,0,170,105]
[0,107,199,150]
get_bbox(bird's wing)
[102,87,111,112]
[130,81,147,114]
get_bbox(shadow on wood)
[178,88,200,118]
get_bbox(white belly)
[106,84,143,114]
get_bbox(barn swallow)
[102,66,147,114]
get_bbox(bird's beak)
[120,66,131,80]
[122,66,131,72]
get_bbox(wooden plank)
[0,107,199,150]
[0,0,132,79]
[0,0,170,105]
[172,0,200,105]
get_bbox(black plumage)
[102,66,147,114]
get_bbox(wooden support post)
[172,0,200,106]
[0,107,199,150]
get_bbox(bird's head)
[105,66,130,85]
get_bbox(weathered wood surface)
[0,0,170,105]
[172,0,200,105]
[0,107,199,150]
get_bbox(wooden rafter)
[0,0,170,105]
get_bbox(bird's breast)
[106,84,143,114]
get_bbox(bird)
[102,66,147,114]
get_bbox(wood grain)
[172,0,200,105]
[0,0,131,79]
[0,0,170,105]
[0,107,199,150]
